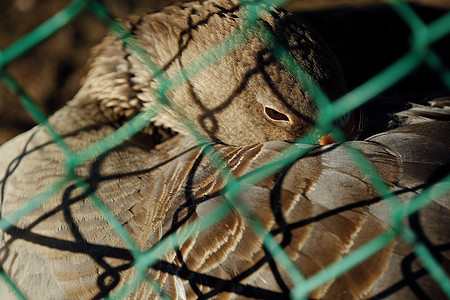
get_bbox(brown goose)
[0,114,448,299]
[0,0,448,299]
[73,0,346,146]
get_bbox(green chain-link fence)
[0,0,449,299]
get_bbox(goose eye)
[264,107,290,122]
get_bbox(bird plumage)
[1,118,448,299]
[0,0,448,299]
[80,0,346,145]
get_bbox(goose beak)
[319,134,334,145]
[319,111,359,145]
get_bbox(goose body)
[0,115,448,299]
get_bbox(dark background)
[1,0,449,144]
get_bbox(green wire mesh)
[0,0,449,299]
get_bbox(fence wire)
[0,0,449,299]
